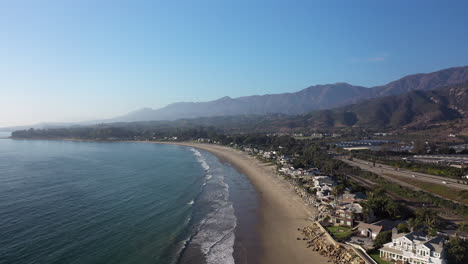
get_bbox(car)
[411,174,415,178]
[442,181,447,184]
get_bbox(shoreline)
[167,142,329,264]
[9,138,330,264]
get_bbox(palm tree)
[332,185,345,202]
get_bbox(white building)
[379,229,446,264]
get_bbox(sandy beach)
[169,142,329,264]
[13,138,330,263]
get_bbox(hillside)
[113,66,468,122]
[11,83,468,138]
[300,83,468,129]
[113,83,372,122]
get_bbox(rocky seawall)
[300,224,366,264]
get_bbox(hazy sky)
[1,0,468,127]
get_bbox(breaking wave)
[190,148,210,171]
[180,148,237,264]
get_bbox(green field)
[326,226,353,240]
[368,249,391,264]
[384,173,468,204]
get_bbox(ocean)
[0,137,260,264]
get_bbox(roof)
[392,231,446,254]
[372,219,402,231]
[357,222,383,234]
[342,192,367,203]
[338,202,363,214]
[316,177,336,186]
[393,230,426,240]
[423,236,445,254]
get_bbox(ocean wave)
[189,172,236,264]
[179,148,237,264]
[198,204,236,264]
[190,148,210,171]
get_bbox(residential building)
[357,222,383,240]
[329,202,363,227]
[379,229,447,264]
[341,191,367,204]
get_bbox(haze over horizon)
[2,0,468,127]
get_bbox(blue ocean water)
[0,139,259,264]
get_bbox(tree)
[385,201,403,219]
[456,223,468,237]
[428,228,438,236]
[414,208,441,230]
[374,230,392,248]
[332,184,345,201]
[406,218,421,232]
[446,236,468,264]
[413,141,426,154]
[397,223,409,233]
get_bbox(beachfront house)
[262,151,277,159]
[315,184,334,202]
[357,222,383,240]
[310,176,337,204]
[341,192,366,204]
[379,229,447,264]
[313,176,336,188]
[307,167,321,176]
[329,203,363,227]
[278,166,294,176]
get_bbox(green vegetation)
[352,150,466,179]
[397,222,409,233]
[350,168,468,217]
[325,226,354,241]
[12,127,468,219]
[283,140,468,218]
[360,188,409,221]
[368,249,391,264]
[374,230,392,249]
[406,208,442,232]
[446,236,468,264]
[10,83,468,137]
[384,173,468,204]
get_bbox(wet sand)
[169,142,329,264]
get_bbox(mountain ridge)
[113,66,468,122]
[11,83,468,138]
[3,65,468,131]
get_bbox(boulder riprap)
[301,225,365,264]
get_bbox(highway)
[338,157,468,191]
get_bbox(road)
[338,157,468,191]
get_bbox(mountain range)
[10,82,468,138]
[2,65,468,132]
[112,66,468,122]
[296,82,468,129]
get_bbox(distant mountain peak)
[216,96,233,101]
[109,65,468,123]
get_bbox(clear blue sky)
[1,0,468,126]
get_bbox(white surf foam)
[182,148,237,264]
[190,148,210,171]
[189,174,236,264]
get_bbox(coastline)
[166,142,329,264]
[8,138,330,264]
